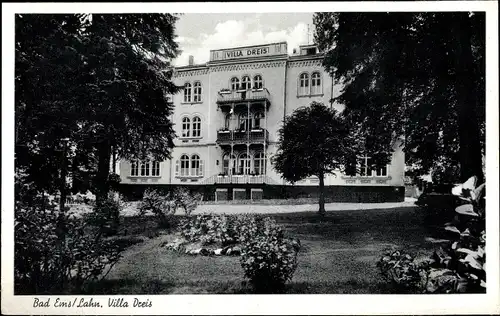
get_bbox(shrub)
[240,217,300,293]
[15,181,124,294]
[139,188,201,228]
[172,187,202,216]
[138,189,178,228]
[378,176,486,293]
[416,192,460,224]
[178,214,301,293]
[428,176,486,293]
[179,213,262,246]
[377,250,431,293]
[87,192,123,236]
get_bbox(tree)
[77,14,180,205]
[273,102,352,215]
[313,12,485,184]
[15,14,181,210]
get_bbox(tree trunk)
[95,141,111,206]
[318,171,326,216]
[452,13,484,184]
[59,142,68,212]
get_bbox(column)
[247,102,250,176]
[264,102,268,177]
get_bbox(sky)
[172,13,314,66]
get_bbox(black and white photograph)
[2,1,499,315]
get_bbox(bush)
[172,187,202,216]
[15,181,124,294]
[416,192,460,224]
[138,189,177,228]
[87,192,123,236]
[179,213,262,246]
[178,214,301,293]
[378,176,486,293]
[240,217,300,293]
[377,250,431,293]
[139,188,201,228]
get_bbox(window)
[299,73,309,96]
[253,75,263,89]
[241,76,251,90]
[311,72,322,95]
[182,117,191,137]
[253,152,266,175]
[140,161,150,176]
[375,165,388,177]
[131,160,160,177]
[238,113,251,131]
[357,156,373,177]
[180,154,190,176]
[238,154,251,175]
[130,160,139,176]
[193,82,202,102]
[223,154,236,175]
[231,77,240,91]
[183,83,192,103]
[191,154,203,176]
[151,161,160,176]
[224,114,232,129]
[192,116,201,137]
[253,112,264,129]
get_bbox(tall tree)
[273,102,352,215]
[313,12,485,184]
[15,14,181,208]
[15,14,86,197]
[78,14,180,204]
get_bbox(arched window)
[311,72,322,95]
[238,154,251,175]
[224,113,232,129]
[241,76,251,90]
[238,113,251,131]
[230,77,240,91]
[253,75,263,89]
[193,82,202,102]
[299,73,309,96]
[192,116,201,137]
[253,112,264,129]
[180,154,190,176]
[184,82,192,103]
[182,117,191,137]
[253,152,266,175]
[191,154,202,176]
[223,154,236,175]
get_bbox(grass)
[89,206,445,294]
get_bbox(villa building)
[119,42,405,202]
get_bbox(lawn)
[87,206,445,294]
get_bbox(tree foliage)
[314,12,485,183]
[273,102,352,214]
[15,14,181,202]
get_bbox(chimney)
[188,55,194,66]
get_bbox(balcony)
[216,129,269,145]
[217,88,270,105]
[202,174,279,185]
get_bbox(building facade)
[119,42,405,201]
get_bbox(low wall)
[118,183,405,203]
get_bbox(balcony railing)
[216,129,269,144]
[217,88,270,104]
[202,174,279,185]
